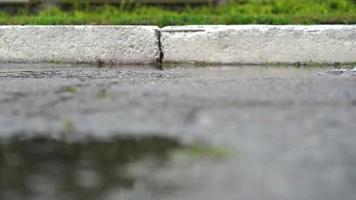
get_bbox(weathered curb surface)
[0,25,356,65]
[161,25,356,65]
[0,26,160,64]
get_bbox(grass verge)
[1,0,356,26]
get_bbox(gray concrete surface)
[0,65,356,200]
[0,26,160,64]
[161,25,356,64]
[1,25,356,65]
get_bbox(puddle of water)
[165,65,356,79]
[0,136,183,200]
[0,135,231,200]
[1,64,355,81]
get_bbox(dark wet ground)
[0,136,186,200]
[0,65,355,200]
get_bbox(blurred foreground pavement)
[0,65,355,200]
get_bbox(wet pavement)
[0,65,356,200]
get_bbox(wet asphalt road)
[0,65,356,200]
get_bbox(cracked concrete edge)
[0,25,356,66]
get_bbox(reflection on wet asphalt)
[0,65,356,200]
[0,136,231,200]
[0,136,181,200]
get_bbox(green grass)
[1,0,356,26]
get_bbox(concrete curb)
[0,26,160,65]
[0,25,355,65]
[161,25,356,65]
